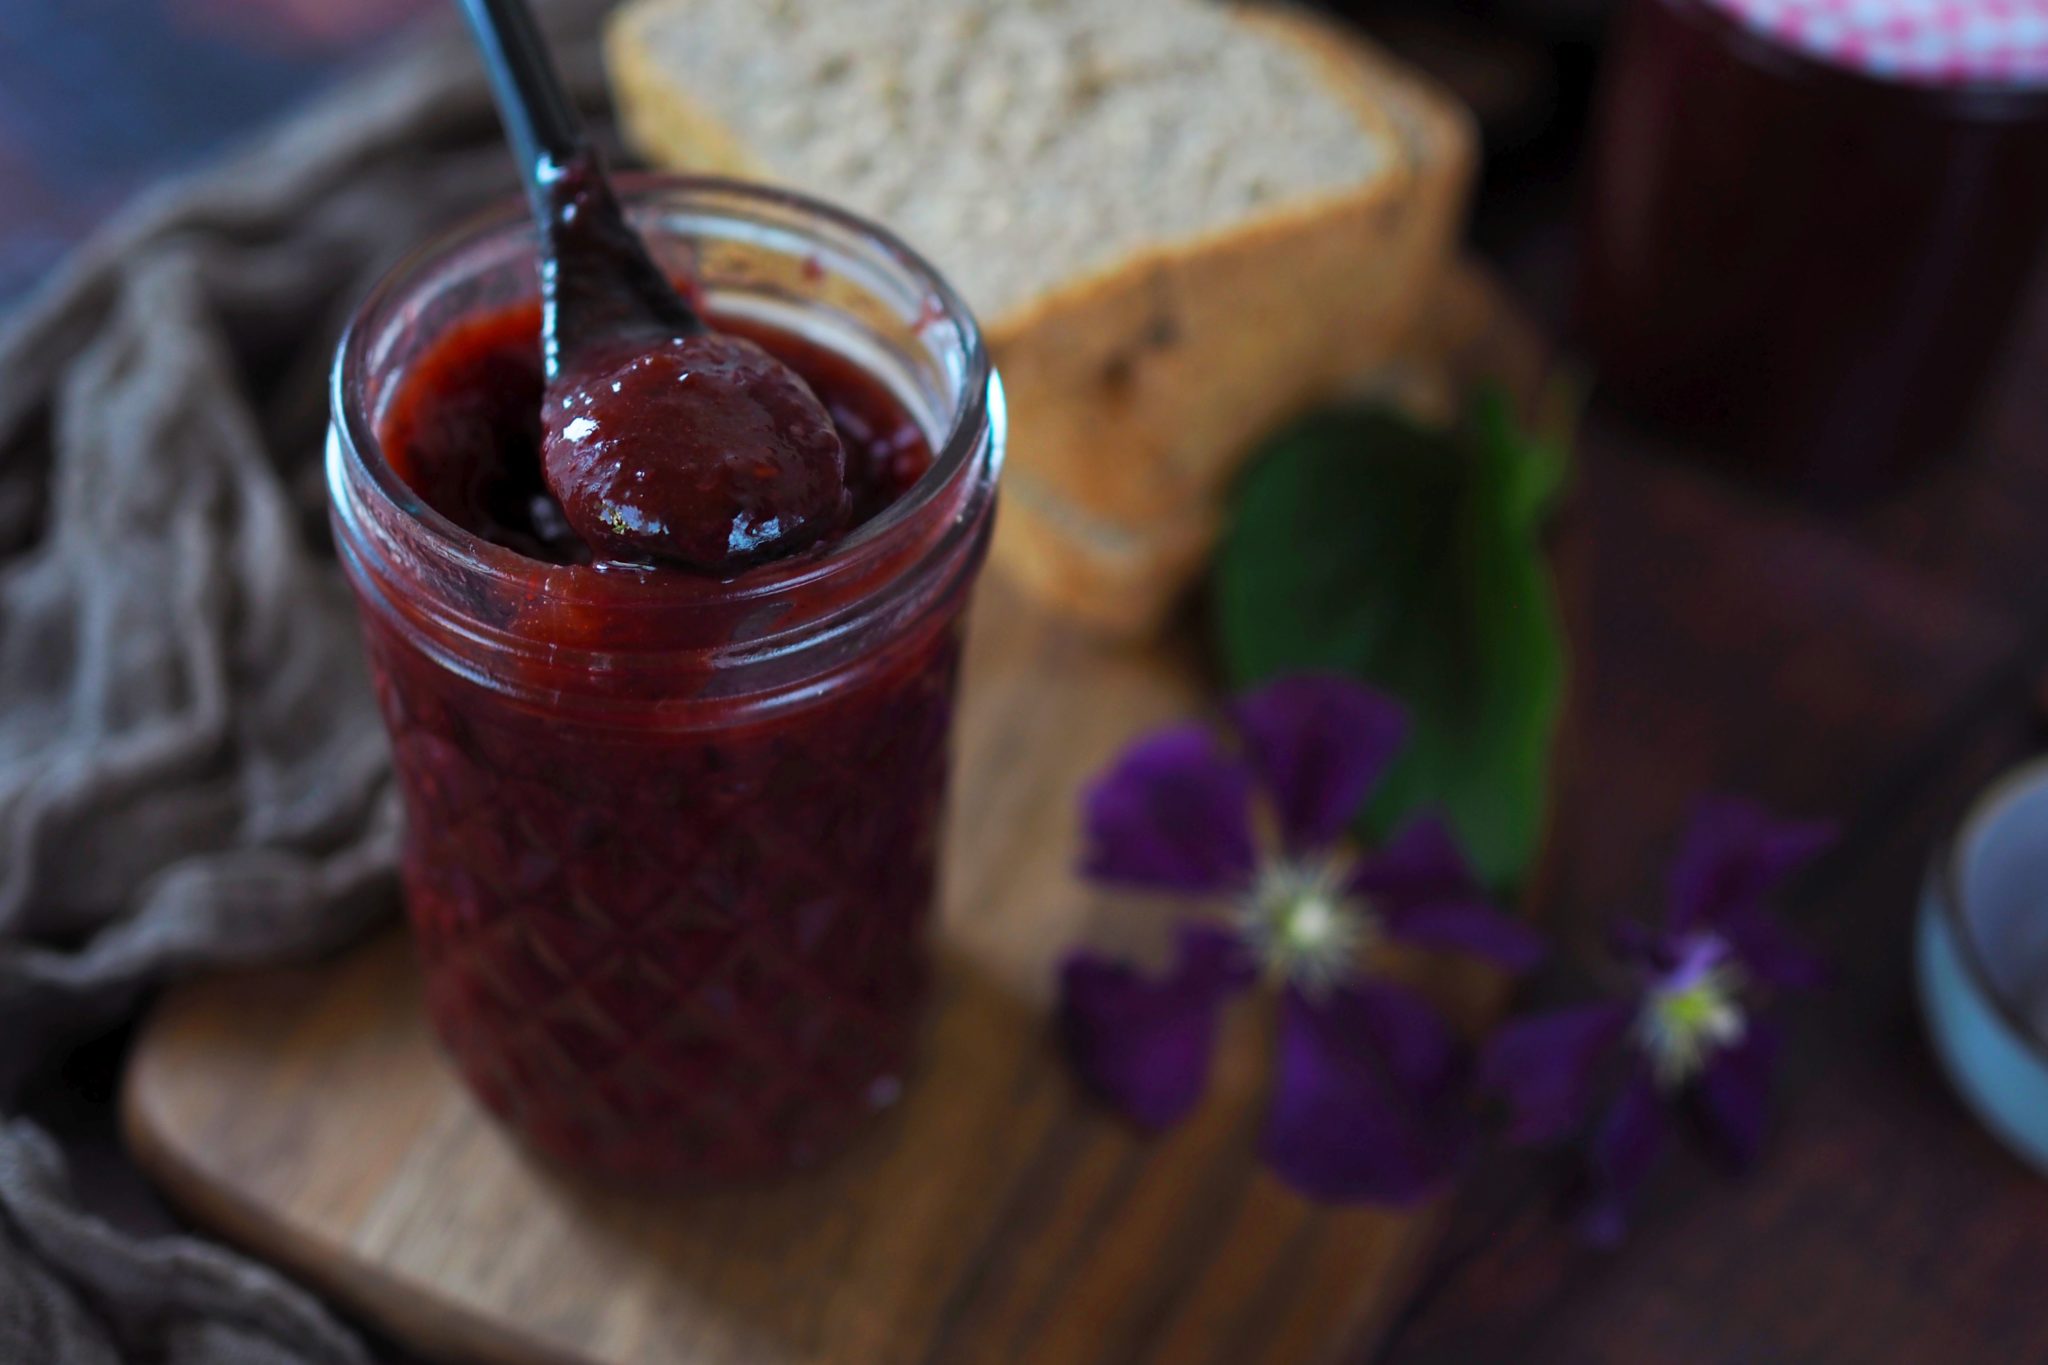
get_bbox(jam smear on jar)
[365,304,957,1183]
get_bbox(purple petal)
[1718,907,1828,991]
[1659,931,1736,994]
[1080,723,1257,894]
[1058,923,1256,1130]
[1348,815,1480,912]
[1382,899,1547,973]
[1577,1069,1670,1247]
[1478,1001,1634,1144]
[1260,979,1469,1206]
[1667,798,1835,933]
[1229,674,1408,852]
[1693,1018,1782,1168]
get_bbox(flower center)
[1635,936,1746,1088]
[1236,857,1375,994]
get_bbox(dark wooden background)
[7,2,2048,1361]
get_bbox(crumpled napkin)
[0,1121,366,1364]
[0,6,606,1359]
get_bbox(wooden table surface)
[1377,336,2048,1363]
[10,5,2048,1363]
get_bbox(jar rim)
[330,173,996,611]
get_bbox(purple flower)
[1059,674,1544,1206]
[1478,798,1833,1244]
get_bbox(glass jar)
[327,178,1003,1182]
[1576,0,2048,497]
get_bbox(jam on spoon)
[459,0,847,573]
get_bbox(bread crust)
[992,467,1220,635]
[606,0,1476,636]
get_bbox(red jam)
[380,302,928,564]
[541,331,851,571]
[362,303,963,1181]
[494,151,851,573]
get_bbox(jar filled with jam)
[1577,0,2048,496]
[327,178,1003,1182]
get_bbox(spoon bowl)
[457,0,848,572]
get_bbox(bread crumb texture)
[620,0,1392,320]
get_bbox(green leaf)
[1212,385,1571,891]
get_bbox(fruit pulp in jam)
[365,301,959,1182]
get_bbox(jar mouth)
[331,174,995,613]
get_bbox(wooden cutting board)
[123,270,1555,1365]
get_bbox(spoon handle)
[457,0,588,204]
[457,0,704,369]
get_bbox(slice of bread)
[990,17,1481,633]
[608,0,1475,634]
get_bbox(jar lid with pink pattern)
[1703,0,2048,86]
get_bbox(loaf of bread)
[607,0,1475,634]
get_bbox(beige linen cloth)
[0,7,606,1360]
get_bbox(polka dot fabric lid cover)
[1705,0,2048,85]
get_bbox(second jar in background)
[1577,0,2048,497]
